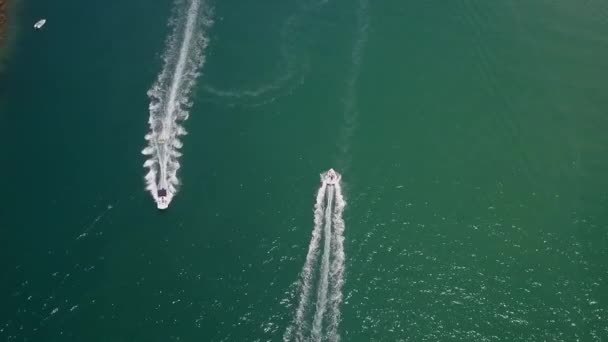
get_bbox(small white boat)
[34,19,46,29]
[156,188,169,210]
[322,168,341,185]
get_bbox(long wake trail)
[142,0,213,209]
[286,182,327,341]
[285,170,346,342]
[311,186,334,341]
[327,182,346,341]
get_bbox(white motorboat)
[157,188,169,210]
[322,168,341,185]
[34,19,46,29]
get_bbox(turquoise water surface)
[1,0,608,341]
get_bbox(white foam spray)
[285,182,327,341]
[327,182,346,341]
[311,186,334,341]
[285,170,346,342]
[142,0,213,209]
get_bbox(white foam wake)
[336,0,369,169]
[142,0,213,209]
[201,0,333,108]
[327,182,346,341]
[311,185,334,341]
[285,170,346,342]
[285,182,327,342]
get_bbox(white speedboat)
[34,19,46,29]
[322,168,341,185]
[157,188,169,210]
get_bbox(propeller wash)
[285,169,347,342]
[142,0,213,209]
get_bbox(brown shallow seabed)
[0,0,8,48]
[0,0,10,73]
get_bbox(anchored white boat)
[322,168,341,185]
[34,19,46,29]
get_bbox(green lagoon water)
[1,0,608,340]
